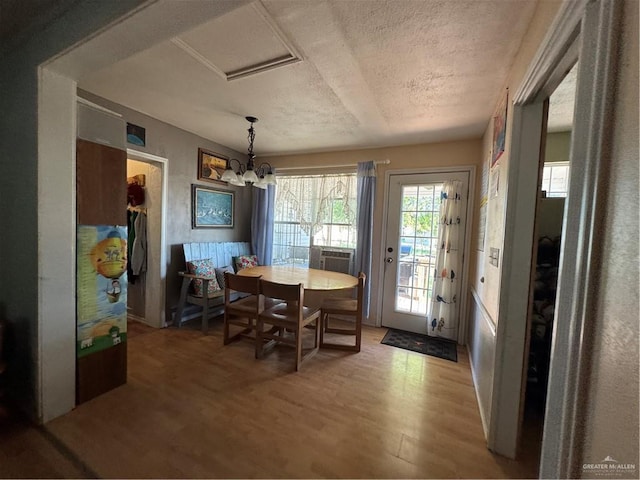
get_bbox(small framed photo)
[192,185,234,228]
[198,148,228,184]
[127,123,146,147]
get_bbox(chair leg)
[314,316,321,349]
[175,277,191,328]
[295,325,303,371]
[318,313,361,352]
[201,279,210,335]
[255,318,264,359]
[223,312,231,345]
[319,312,326,347]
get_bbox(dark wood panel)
[76,138,126,226]
[76,342,127,404]
[76,138,127,405]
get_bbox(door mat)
[381,328,457,362]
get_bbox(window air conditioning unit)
[309,246,355,275]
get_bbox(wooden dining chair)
[223,272,285,345]
[319,272,365,352]
[223,272,262,345]
[221,273,273,343]
[256,280,321,371]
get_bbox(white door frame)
[379,166,476,344]
[489,0,622,474]
[126,149,168,328]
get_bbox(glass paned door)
[396,184,442,315]
[382,172,469,334]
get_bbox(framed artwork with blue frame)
[192,184,234,228]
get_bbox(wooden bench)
[174,241,251,333]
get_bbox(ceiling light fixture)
[220,116,276,189]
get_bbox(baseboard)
[126,312,157,328]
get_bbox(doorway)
[126,150,168,329]
[520,62,577,471]
[488,1,621,472]
[381,171,470,337]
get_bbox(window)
[272,174,357,266]
[541,162,570,197]
[397,183,442,314]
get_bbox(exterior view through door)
[382,171,469,338]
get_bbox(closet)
[526,197,564,409]
[126,153,166,328]
[126,162,150,324]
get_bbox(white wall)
[467,288,496,436]
[38,70,78,422]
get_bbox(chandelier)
[220,116,276,189]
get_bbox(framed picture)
[198,148,228,184]
[492,90,508,167]
[127,122,146,147]
[192,185,234,228]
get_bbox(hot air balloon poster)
[76,225,128,358]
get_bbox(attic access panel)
[174,2,301,81]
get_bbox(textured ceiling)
[78,0,543,155]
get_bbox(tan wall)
[268,139,482,323]
[545,131,571,163]
[79,90,252,316]
[578,0,639,472]
[469,0,563,323]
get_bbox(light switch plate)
[489,247,500,267]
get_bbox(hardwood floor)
[0,406,91,478]
[13,319,536,478]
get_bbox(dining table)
[237,265,358,307]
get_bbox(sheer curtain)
[251,183,275,266]
[428,179,463,340]
[275,174,356,239]
[355,161,375,319]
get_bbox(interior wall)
[577,0,639,472]
[78,91,252,317]
[0,0,147,423]
[38,69,78,423]
[465,0,562,443]
[470,0,562,327]
[544,131,571,163]
[2,0,256,424]
[267,139,482,325]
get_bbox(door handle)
[385,257,394,263]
